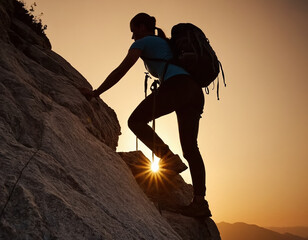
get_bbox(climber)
[81,13,211,218]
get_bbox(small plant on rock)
[13,0,47,37]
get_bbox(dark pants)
[128,75,206,196]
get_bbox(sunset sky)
[22,0,308,227]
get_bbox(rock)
[163,211,221,240]
[118,151,194,208]
[119,151,221,240]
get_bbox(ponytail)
[131,13,168,40]
[155,27,167,39]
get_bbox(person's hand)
[78,87,97,101]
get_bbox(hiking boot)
[161,154,188,174]
[179,199,212,218]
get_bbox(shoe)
[161,154,188,174]
[179,199,212,218]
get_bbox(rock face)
[0,0,220,239]
[119,151,221,240]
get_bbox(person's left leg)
[128,76,190,158]
[128,90,170,158]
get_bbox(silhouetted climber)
[82,13,211,218]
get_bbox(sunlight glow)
[151,158,160,173]
[127,153,178,201]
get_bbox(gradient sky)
[23,0,308,227]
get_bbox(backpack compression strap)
[217,61,226,100]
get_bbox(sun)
[131,153,179,196]
[151,158,160,173]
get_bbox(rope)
[136,73,152,151]
[150,80,160,163]
[136,74,160,164]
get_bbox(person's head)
[130,13,166,41]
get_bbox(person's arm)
[93,48,141,97]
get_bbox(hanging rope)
[136,73,160,164]
[150,80,160,162]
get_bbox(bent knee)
[128,114,143,131]
[128,114,136,131]
[128,110,151,130]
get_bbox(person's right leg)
[174,79,212,217]
[177,108,211,217]
[176,109,205,197]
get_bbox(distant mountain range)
[217,222,308,240]
[268,227,308,239]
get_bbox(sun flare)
[151,158,160,173]
[151,161,159,172]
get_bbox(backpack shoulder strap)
[141,56,171,82]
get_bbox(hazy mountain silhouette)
[268,227,308,239]
[0,0,220,239]
[218,222,308,240]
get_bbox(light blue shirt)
[130,36,189,82]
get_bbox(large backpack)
[143,23,225,99]
[170,23,225,99]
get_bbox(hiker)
[82,13,211,218]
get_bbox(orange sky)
[23,0,308,227]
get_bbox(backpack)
[170,23,225,99]
[143,23,226,99]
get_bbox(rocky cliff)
[0,0,220,239]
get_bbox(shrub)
[13,0,47,38]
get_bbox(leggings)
[128,75,206,196]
